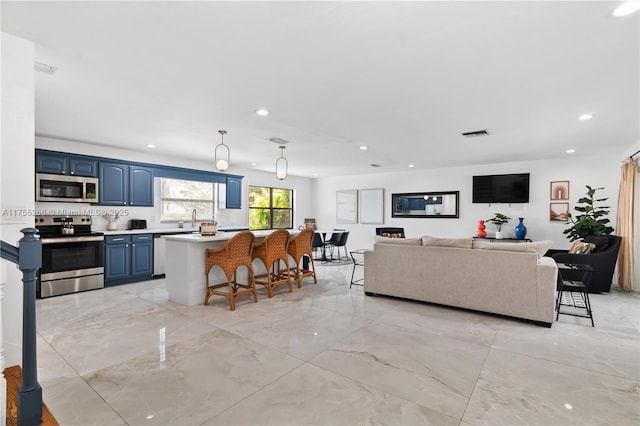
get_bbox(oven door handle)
[41,236,105,244]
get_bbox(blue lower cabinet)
[105,234,153,286]
[131,234,153,277]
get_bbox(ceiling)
[2,1,638,178]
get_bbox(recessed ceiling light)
[613,1,640,17]
[251,162,257,166]
[566,149,576,154]
[146,144,156,149]
[360,145,368,150]
[408,164,415,168]
[256,109,269,116]
[313,173,318,176]
[578,113,593,121]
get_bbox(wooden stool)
[205,231,257,310]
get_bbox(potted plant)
[564,185,614,241]
[486,213,511,239]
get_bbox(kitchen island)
[163,230,287,306]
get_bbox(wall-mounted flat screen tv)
[472,173,530,203]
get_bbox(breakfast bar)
[163,230,279,306]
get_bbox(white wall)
[312,154,621,253]
[1,33,35,376]
[35,136,313,230]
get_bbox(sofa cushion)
[472,240,553,258]
[582,236,610,253]
[421,235,473,249]
[569,240,596,254]
[374,235,422,245]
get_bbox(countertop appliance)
[128,219,147,230]
[35,215,104,298]
[36,173,99,203]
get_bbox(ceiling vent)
[267,137,290,145]
[462,129,490,137]
[369,163,382,168]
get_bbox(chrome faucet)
[192,209,197,228]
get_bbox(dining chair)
[252,229,292,298]
[205,231,257,310]
[332,231,350,260]
[287,228,317,287]
[324,230,343,260]
[312,232,325,258]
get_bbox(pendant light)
[275,145,288,180]
[214,130,230,172]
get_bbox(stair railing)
[1,228,42,426]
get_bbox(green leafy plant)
[564,185,614,241]
[486,213,511,231]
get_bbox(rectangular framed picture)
[336,189,358,224]
[359,188,384,224]
[550,181,570,200]
[550,202,569,222]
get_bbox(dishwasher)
[153,234,166,277]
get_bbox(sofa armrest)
[545,248,568,257]
[363,250,374,290]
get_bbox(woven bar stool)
[205,231,257,310]
[252,229,292,298]
[287,228,317,288]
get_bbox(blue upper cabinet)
[226,176,242,209]
[99,162,128,205]
[99,163,153,206]
[36,150,98,177]
[36,152,67,175]
[130,166,153,207]
[69,157,98,177]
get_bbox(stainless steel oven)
[36,215,104,298]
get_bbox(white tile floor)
[35,263,640,425]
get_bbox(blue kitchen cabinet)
[69,157,99,177]
[99,163,153,206]
[130,234,153,277]
[36,150,98,177]
[129,166,154,206]
[105,234,153,285]
[99,162,128,205]
[105,235,130,284]
[226,176,242,209]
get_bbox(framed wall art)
[359,188,384,224]
[336,189,358,224]
[550,181,570,200]
[550,202,569,222]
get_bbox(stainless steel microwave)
[36,173,99,203]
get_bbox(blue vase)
[515,217,527,240]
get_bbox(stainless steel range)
[35,215,104,298]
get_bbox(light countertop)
[163,229,298,243]
[100,226,248,236]
[163,229,275,243]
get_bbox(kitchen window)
[249,186,293,230]
[159,178,218,222]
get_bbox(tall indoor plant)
[486,213,510,239]
[564,185,614,241]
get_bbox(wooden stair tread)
[4,365,58,426]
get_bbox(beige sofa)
[363,236,558,327]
